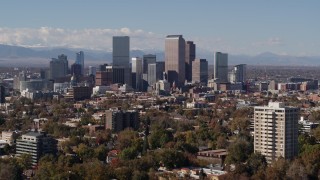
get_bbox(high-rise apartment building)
[105,109,139,132]
[192,59,208,85]
[165,35,185,86]
[185,41,196,82]
[132,57,143,91]
[75,51,84,75]
[49,54,68,80]
[254,102,299,163]
[16,131,57,166]
[214,52,228,83]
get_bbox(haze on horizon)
[0,0,319,56]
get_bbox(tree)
[246,153,267,176]
[116,129,140,151]
[225,138,253,164]
[75,143,94,160]
[286,158,308,180]
[216,135,228,149]
[265,158,288,180]
[94,145,108,161]
[148,129,173,149]
[157,149,188,170]
[0,159,22,180]
[17,153,32,170]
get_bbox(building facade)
[113,36,131,85]
[105,110,139,132]
[192,59,208,85]
[16,131,57,166]
[165,35,186,87]
[185,41,196,82]
[148,63,157,87]
[75,51,84,75]
[131,57,143,91]
[214,52,228,83]
[49,54,69,80]
[143,54,156,74]
[254,102,299,163]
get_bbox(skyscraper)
[71,63,82,77]
[148,63,157,87]
[234,64,247,83]
[88,66,96,76]
[192,59,208,85]
[112,36,131,86]
[156,61,165,80]
[113,36,130,67]
[254,102,299,163]
[75,51,84,75]
[185,41,196,82]
[143,54,156,74]
[165,35,185,86]
[214,52,228,83]
[0,85,5,103]
[132,57,143,91]
[49,54,68,80]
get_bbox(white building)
[254,102,299,163]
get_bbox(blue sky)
[0,0,319,56]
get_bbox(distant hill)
[0,44,319,67]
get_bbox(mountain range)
[0,44,319,67]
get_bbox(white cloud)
[0,27,164,51]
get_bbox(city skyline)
[0,1,319,56]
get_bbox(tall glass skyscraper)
[75,51,84,75]
[214,52,228,83]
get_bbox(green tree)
[225,138,253,164]
[149,129,173,149]
[246,153,267,176]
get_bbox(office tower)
[64,86,92,101]
[71,63,82,77]
[143,54,156,74]
[107,66,126,84]
[113,36,130,85]
[95,71,111,86]
[113,36,130,67]
[75,51,84,75]
[165,35,185,86]
[105,110,139,132]
[49,54,68,80]
[131,57,143,91]
[89,66,97,76]
[185,41,196,82]
[148,63,157,87]
[99,64,109,71]
[13,71,27,90]
[192,59,208,85]
[214,52,228,83]
[234,64,247,83]
[254,102,299,163]
[40,69,46,79]
[0,85,5,103]
[156,61,165,80]
[16,131,57,166]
